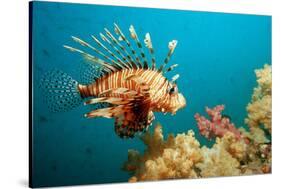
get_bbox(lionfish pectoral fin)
[99,87,137,97]
[85,97,132,105]
[84,96,113,111]
[113,94,154,138]
[84,92,154,139]
[88,102,111,111]
[85,105,124,118]
[84,95,135,118]
[114,110,154,139]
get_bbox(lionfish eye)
[169,86,178,95]
[170,87,175,93]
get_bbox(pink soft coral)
[194,105,242,140]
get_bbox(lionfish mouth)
[170,93,186,115]
[178,93,186,108]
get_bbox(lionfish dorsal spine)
[71,36,120,69]
[113,23,143,68]
[165,64,178,73]
[99,32,130,67]
[63,45,116,72]
[91,35,129,69]
[129,25,149,69]
[106,31,138,68]
[64,23,179,79]
[158,40,178,72]
[171,74,180,83]
[144,33,156,70]
[101,29,137,69]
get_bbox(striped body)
[79,68,169,111]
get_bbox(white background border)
[0,0,280,188]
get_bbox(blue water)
[31,1,271,187]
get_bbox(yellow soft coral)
[124,124,202,181]
[124,122,271,181]
[196,132,247,177]
[245,64,272,133]
[124,124,271,181]
[124,127,246,181]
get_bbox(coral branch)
[194,105,242,140]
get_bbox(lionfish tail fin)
[39,70,83,112]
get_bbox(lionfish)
[41,23,186,138]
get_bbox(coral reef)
[245,64,272,133]
[124,125,202,181]
[123,64,272,182]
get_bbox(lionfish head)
[164,81,186,115]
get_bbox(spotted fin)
[79,59,103,85]
[39,70,83,112]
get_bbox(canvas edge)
[29,1,34,188]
